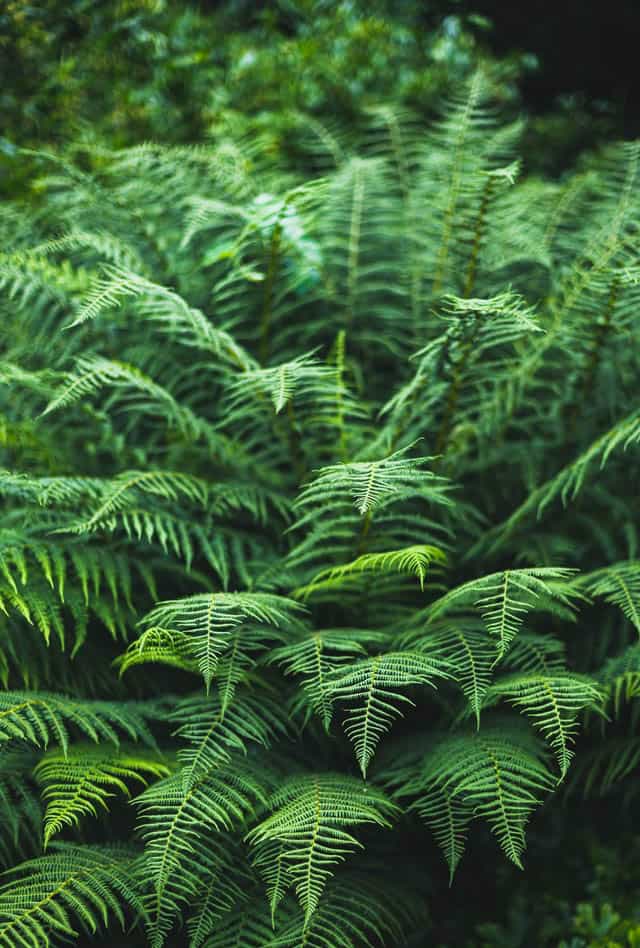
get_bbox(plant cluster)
[1,73,639,946]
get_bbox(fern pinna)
[1,73,639,946]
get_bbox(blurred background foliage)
[2,2,639,944]
[3,0,636,197]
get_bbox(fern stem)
[346,164,365,327]
[260,220,283,364]
[434,317,480,458]
[286,398,307,483]
[463,176,495,298]
[567,275,619,436]
[333,330,349,460]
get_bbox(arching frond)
[246,774,397,924]
[138,592,304,690]
[576,561,640,633]
[136,761,270,947]
[423,567,579,657]
[385,722,554,874]
[485,673,603,777]
[0,844,141,948]
[326,652,452,776]
[295,544,447,600]
[35,746,170,846]
[0,692,158,754]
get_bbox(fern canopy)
[1,65,639,947]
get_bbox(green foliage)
[1,71,640,947]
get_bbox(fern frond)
[295,544,446,600]
[269,628,381,730]
[485,673,603,777]
[246,774,397,925]
[402,620,495,726]
[295,444,450,519]
[171,687,289,788]
[326,652,452,776]
[0,692,158,754]
[0,844,141,948]
[385,722,554,874]
[423,567,578,657]
[35,746,170,846]
[136,761,270,947]
[576,561,640,633]
[139,592,304,690]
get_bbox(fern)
[385,721,554,875]
[35,746,170,846]
[0,844,141,948]
[2,71,639,946]
[326,651,452,776]
[246,774,397,924]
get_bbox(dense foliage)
[2,69,640,946]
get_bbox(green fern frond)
[35,746,170,846]
[295,544,446,599]
[385,722,554,874]
[326,652,452,776]
[295,444,450,519]
[136,761,270,947]
[576,561,640,633]
[0,692,158,754]
[485,673,603,777]
[402,620,495,726]
[171,687,289,788]
[138,592,304,690]
[246,774,397,925]
[0,844,141,948]
[269,628,382,730]
[423,567,579,657]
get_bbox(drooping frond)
[384,722,554,874]
[484,673,603,777]
[422,567,579,657]
[326,652,452,776]
[137,592,304,690]
[35,746,170,846]
[0,844,141,948]
[269,627,382,730]
[0,750,41,868]
[136,761,270,947]
[246,774,397,924]
[576,561,640,633]
[402,619,495,726]
[295,544,447,600]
